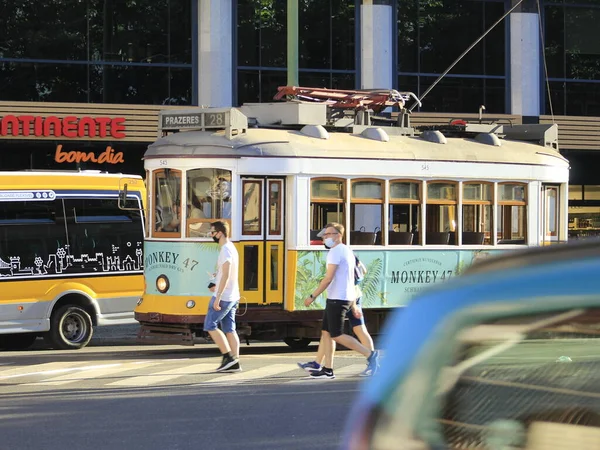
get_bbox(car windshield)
[435,308,600,449]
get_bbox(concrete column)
[509,1,541,117]
[360,0,393,89]
[197,0,233,107]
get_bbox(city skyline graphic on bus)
[0,242,143,278]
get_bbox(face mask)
[324,237,335,248]
[212,233,220,243]
[323,243,331,249]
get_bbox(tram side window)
[0,199,66,269]
[65,198,143,272]
[350,180,383,246]
[153,169,182,237]
[389,181,421,245]
[310,179,345,245]
[426,182,457,245]
[497,183,527,245]
[462,183,492,245]
[186,168,232,238]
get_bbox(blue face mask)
[324,237,335,248]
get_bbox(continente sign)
[0,115,126,138]
[0,114,127,165]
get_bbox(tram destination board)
[160,111,228,130]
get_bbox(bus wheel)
[44,305,93,350]
[0,333,38,350]
[283,337,312,350]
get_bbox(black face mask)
[212,235,220,243]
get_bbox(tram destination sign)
[159,108,248,139]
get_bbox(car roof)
[356,240,600,413]
[463,239,600,275]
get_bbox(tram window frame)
[152,169,182,239]
[242,179,262,236]
[426,181,458,245]
[497,182,527,245]
[350,179,384,246]
[462,182,493,245]
[144,169,150,238]
[268,179,283,237]
[185,168,233,239]
[388,180,421,246]
[310,178,346,245]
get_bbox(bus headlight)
[186,300,196,309]
[156,275,170,293]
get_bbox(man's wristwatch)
[309,293,314,299]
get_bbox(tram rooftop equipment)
[157,86,559,151]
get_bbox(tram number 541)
[182,258,199,271]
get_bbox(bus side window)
[65,198,143,271]
[0,200,64,268]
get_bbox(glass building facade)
[0,0,193,104]
[397,0,506,113]
[236,0,357,105]
[544,0,600,116]
[0,0,598,116]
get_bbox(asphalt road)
[0,326,367,450]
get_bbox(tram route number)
[161,111,227,130]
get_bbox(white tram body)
[135,100,569,347]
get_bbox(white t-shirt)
[215,241,240,302]
[326,243,356,302]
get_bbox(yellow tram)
[132,88,569,349]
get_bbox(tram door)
[238,177,285,305]
[540,184,560,244]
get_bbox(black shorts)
[322,299,352,338]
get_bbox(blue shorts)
[346,297,365,328]
[203,296,238,333]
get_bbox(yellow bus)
[0,171,145,350]
[133,90,569,349]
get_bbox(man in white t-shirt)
[304,222,380,379]
[203,221,241,372]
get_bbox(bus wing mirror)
[118,181,142,211]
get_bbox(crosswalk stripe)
[1,360,368,387]
[0,361,89,380]
[201,363,295,384]
[331,363,367,376]
[23,361,164,386]
[107,363,216,387]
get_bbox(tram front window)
[186,169,232,238]
[153,169,182,237]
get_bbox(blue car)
[343,240,600,450]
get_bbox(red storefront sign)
[0,115,126,138]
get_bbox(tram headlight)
[156,275,170,293]
[136,298,143,306]
[186,300,196,309]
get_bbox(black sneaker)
[222,362,242,373]
[309,368,335,379]
[216,355,238,372]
